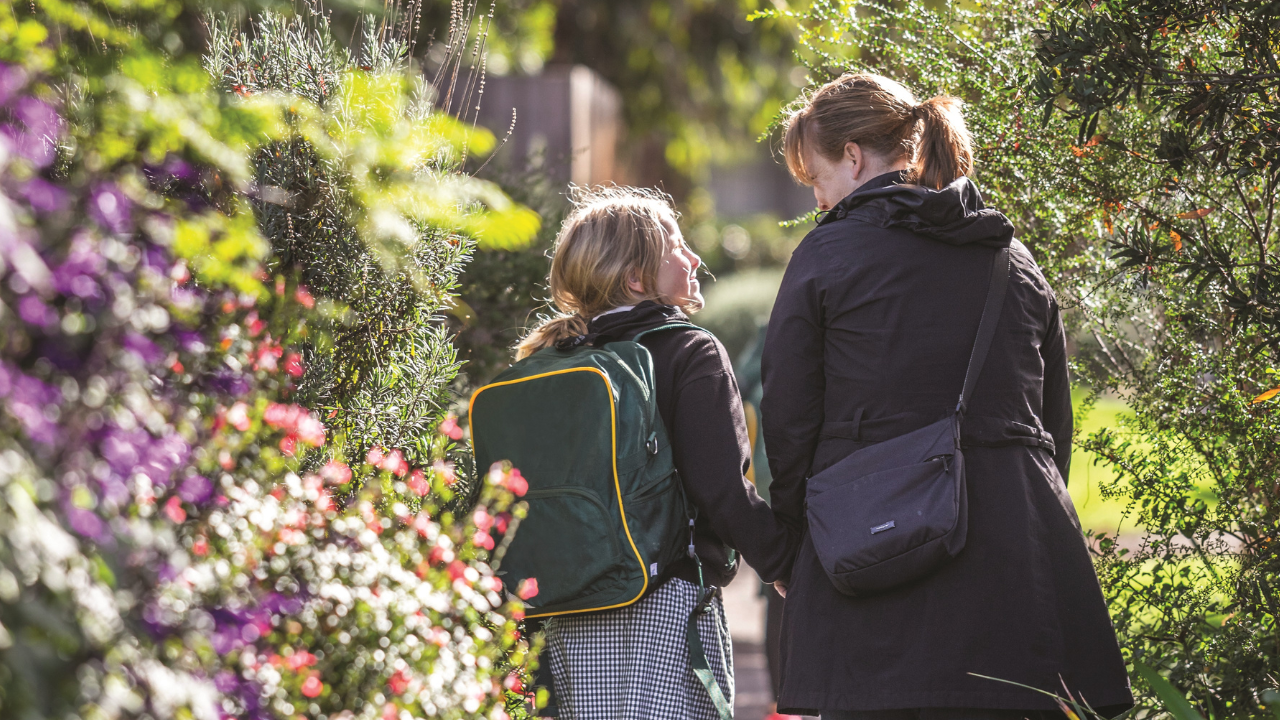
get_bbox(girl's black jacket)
[586,302,797,589]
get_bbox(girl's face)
[645,220,704,310]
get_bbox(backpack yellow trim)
[468,366,651,617]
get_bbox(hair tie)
[911,104,926,121]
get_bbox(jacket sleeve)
[1041,297,1073,485]
[759,255,825,534]
[668,366,798,584]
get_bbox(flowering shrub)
[0,1,539,718]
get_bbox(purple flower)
[178,474,213,505]
[0,362,62,445]
[209,369,250,397]
[100,426,142,476]
[122,332,163,364]
[20,178,69,213]
[17,295,57,328]
[1,123,55,168]
[65,506,108,543]
[0,63,28,107]
[53,233,106,302]
[214,670,239,694]
[89,183,132,234]
[14,97,59,139]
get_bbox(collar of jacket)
[816,170,1014,249]
[585,300,690,344]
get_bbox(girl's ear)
[626,272,645,296]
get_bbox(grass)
[1068,393,1135,535]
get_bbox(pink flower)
[472,507,493,531]
[300,674,324,698]
[321,460,352,485]
[379,449,408,477]
[413,511,432,538]
[366,447,386,466]
[388,669,410,696]
[226,402,250,432]
[296,415,326,446]
[407,469,430,496]
[504,469,529,497]
[286,651,317,670]
[472,530,494,550]
[439,415,464,441]
[295,285,315,309]
[163,496,186,523]
[517,578,539,600]
[284,352,304,378]
[279,435,298,456]
[381,703,398,720]
[433,459,456,485]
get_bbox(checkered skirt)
[543,577,734,720]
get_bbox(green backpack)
[468,323,696,618]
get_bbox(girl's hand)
[773,580,788,598]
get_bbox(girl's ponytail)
[512,186,682,362]
[913,95,973,190]
[515,314,588,361]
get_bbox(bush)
[0,2,539,718]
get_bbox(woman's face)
[652,221,704,310]
[804,143,861,211]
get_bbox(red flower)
[447,560,469,582]
[472,530,494,550]
[284,352,305,378]
[379,449,408,477]
[295,285,315,309]
[320,460,352,485]
[438,415,464,440]
[163,496,186,523]
[286,651,317,670]
[517,578,539,600]
[300,674,324,698]
[407,469,430,496]
[504,469,528,497]
[388,669,410,695]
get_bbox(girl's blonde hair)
[515,186,694,360]
[783,72,973,191]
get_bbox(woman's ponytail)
[913,95,973,190]
[782,73,974,190]
[515,314,589,361]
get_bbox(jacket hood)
[586,301,689,344]
[820,171,1014,248]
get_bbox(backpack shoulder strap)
[631,321,706,342]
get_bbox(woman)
[760,73,1134,719]
[517,186,797,719]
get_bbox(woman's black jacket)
[760,172,1133,716]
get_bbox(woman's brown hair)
[515,186,693,360]
[782,73,973,190]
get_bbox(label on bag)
[650,563,658,576]
[870,520,896,535]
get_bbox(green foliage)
[205,6,540,468]
[768,0,1280,714]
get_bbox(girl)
[517,186,797,720]
[761,73,1134,719]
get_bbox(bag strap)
[957,247,1012,418]
[687,585,733,720]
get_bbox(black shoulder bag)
[804,247,1011,596]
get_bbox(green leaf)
[1134,663,1205,720]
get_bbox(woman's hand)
[773,580,788,598]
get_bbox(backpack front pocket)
[502,487,625,609]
